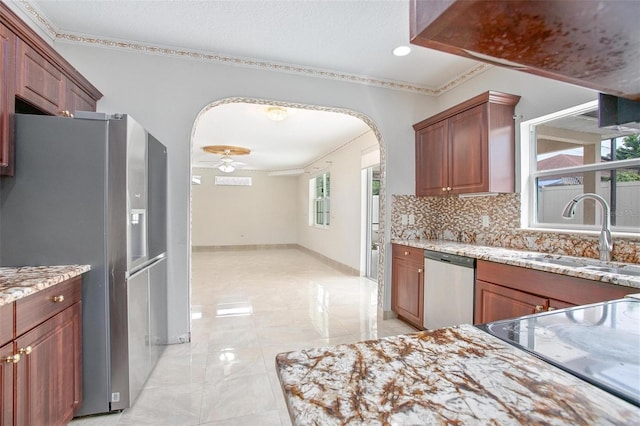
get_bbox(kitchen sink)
[581,265,640,277]
[518,254,640,277]
[519,254,588,268]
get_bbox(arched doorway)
[189,97,388,308]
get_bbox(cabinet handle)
[3,354,20,364]
[19,346,32,356]
[534,305,545,313]
[52,295,65,303]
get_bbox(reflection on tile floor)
[71,248,417,425]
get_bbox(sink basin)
[582,266,640,277]
[519,254,587,268]
[518,254,640,277]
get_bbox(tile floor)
[71,248,417,425]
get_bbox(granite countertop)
[393,239,640,289]
[276,324,640,425]
[0,265,91,306]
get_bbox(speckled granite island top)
[276,324,639,425]
[393,239,640,289]
[0,265,90,306]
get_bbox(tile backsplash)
[392,193,640,264]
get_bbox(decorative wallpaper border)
[14,0,490,96]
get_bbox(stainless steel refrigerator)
[0,112,168,416]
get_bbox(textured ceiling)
[14,0,488,170]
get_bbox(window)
[310,173,330,227]
[522,101,640,233]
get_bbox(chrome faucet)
[561,193,613,262]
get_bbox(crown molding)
[13,0,489,96]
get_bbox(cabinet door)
[392,257,424,327]
[0,23,15,175]
[474,280,548,324]
[15,39,64,115]
[415,119,448,196]
[63,77,97,113]
[448,104,487,194]
[15,303,82,426]
[548,299,575,311]
[0,342,15,426]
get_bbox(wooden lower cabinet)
[475,280,550,324]
[475,260,631,324]
[1,342,14,426]
[0,277,82,426]
[392,245,424,328]
[15,303,82,426]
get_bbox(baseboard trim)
[191,244,361,276]
[295,245,360,276]
[192,244,298,252]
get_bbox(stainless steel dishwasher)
[423,250,476,330]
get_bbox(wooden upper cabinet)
[63,77,97,113]
[448,104,486,194]
[0,2,102,176]
[409,0,640,101]
[414,91,520,196]
[0,23,15,173]
[415,119,447,196]
[16,39,65,116]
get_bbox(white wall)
[297,131,379,271]
[49,38,599,335]
[53,42,434,342]
[191,169,298,246]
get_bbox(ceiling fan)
[201,145,251,173]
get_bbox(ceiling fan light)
[219,164,235,173]
[266,106,288,121]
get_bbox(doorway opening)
[364,165,381,281]
[189,97,388,315]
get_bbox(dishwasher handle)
[424,249,476,268]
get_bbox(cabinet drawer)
[392,244,424,264]
[15,276,81,336]
[0,303,13,346]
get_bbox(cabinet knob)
[418,268,423,273]
[447,187,452,191]
[3,354,20,364]
[442,188,446,192]
[547,307,556,312]
[534,305,545,313]
[19,346,32,356]
[404,251,409,256]
[52,295,65,303]
[60,110,74,118]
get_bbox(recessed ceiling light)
[392,46,411,57]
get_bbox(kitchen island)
[276,323,639,425]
